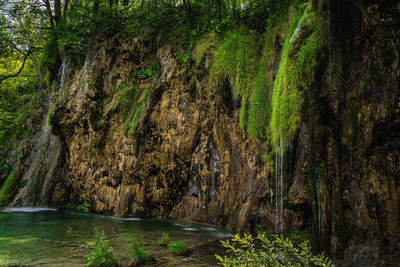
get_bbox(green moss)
[122,61,159,137]
[270,1,325,150]
[46,102,56,127]
[194,33,218,68]
[247,5,289,140]
[39,32,60,88]
[0,169,17,206]
[124,86,151,136]
[209,25,261,136]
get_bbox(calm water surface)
[0,208,232,266]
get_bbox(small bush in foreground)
[168,241,188,255]
[158,232,169,246]
[216,233,331,266]
[85,228,117,267]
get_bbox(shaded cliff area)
[0,0,399,265]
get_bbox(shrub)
[76,201,90,212]
[158,232,169,246]
[168,241,188,255]
[215,233,331,267]
[289,230,310,242]
[85,228,118,267]
[130,234,149,264]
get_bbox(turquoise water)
[0,208,232,266]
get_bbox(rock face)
[8,0,399,265]
[49,38,271,233]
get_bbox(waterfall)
[11,57,68,206]
[58,56,70,92]
[275,135,284,234]
[316,167,322,242]
[275,150,278,233]
[280,136,283,235]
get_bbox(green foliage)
[46,102,56,127]
[39,32,60,86]
[76,201,90,212]
[247,4,289,140]
[194,33,218,68]
[64,202,91,212]
[0,169,17,206]
[158,232,169,246]
[85,228,117,267]
[122,62,159,137]
[215,232,331,266]
[270,1,325,149]
[209,25,261,135]
[130,234,149,264]
[168,241,188,255]
[0,85,40,149]
[288,230,310,242]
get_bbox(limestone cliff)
[4,0,400,265]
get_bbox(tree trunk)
[54,0,62,25]
[43,0,55,29]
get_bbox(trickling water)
[275,148,278,233]
[280,136,283,235]
[274,136,284,234]
[289,7,310,46]
[57,56,70,91]
[316,167,322,242]
[11,114,52,206]
[195,77,200,97]
[11,56,70,206]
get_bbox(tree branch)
[0,49,36,85]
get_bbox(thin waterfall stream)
[275,136,284,234]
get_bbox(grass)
[130,234,150,264]
[168,241,188,255]
[85,228,118,267]
[158,232,169,246]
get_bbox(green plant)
[130,234,149,264]
[288,230,310,242]
[247,3,288,141]
[158,232,169,246]
[168,241,188,255]
[85,228,117,267]
[269,1,325,151]
[0,169,17,206]
[77,201,90,212]
[209,25,261,136]
[46,102,56,127]
[215,232,331,266]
